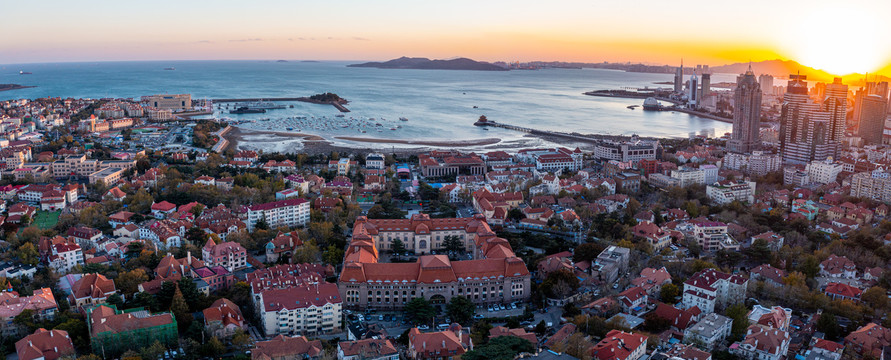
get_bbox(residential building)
[0,288,58,338]
[591,245,631,285]
[365,153,386,170]
[338,339,398,360]
[203,298,246,338]
[747,305,791,331]
[684,313,733,350]
[670,167,706,187]
[87,305,178,356]
[824,282,862,301]
[631,267,672,296]
[843,323,891,359]
[691,222,739,251]
[806,159,843,185]
[202,239,248,273]
[257,283,342,336]
[407,327,472,360]
[731,325,790,360]
[850,169,891,204]
[630,222,671,251]
[15,328,75,360]
[68,273,116,311]
[682,269,748,314]
[706,180,756,204]
[252,335,324,360]
[246,198,310,232]
[819,255,857,279]
[589,330,647,360]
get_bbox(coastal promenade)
[211,97,350,112]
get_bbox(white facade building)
[247,198,310,232]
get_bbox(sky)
[3,0,891,75]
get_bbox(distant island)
[0,84,34,92]
[348,56,508,71]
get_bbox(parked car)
[473,314,484,319]
[418,325,430,330]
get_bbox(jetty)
[583,90,682,105]
[473,117,645,144]
[211,97,350,112]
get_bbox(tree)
[507,208,525,222]
[725,304,749,341]
[115,269,149,296]
[540,269,580,299]
[446,296,476,325]
[816,313,841,340]
[322,245,345,265]
[292,239,320,263]
[404,297,436,325]
[862,286,889,310]
[391,238,406,254]
[462,335,535,360]
[563,302,581,317]
[443,235,464,253]
[573,243,604,263]
[107,294,124,309]
[231,329,252,348]
[170,287,193,331]
[660,283,680,304]
[201,337,226,357]
[534,320,547,336]
[15,243,39,266]
[185,227,208,245]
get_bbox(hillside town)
[0,88,890,360]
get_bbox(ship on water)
[19,71,32,75]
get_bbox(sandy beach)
[334,136,501,147]
[224,125,584,155]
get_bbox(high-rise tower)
[674,60,684,93]
[728,65,762,153]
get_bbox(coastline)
[224,126,563,155]
[334,136,501,147]
[0,84,36,92]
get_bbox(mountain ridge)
[348,56,507,71]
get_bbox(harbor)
[211,96,351,112]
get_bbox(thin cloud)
[228,38,264,42]
[352,37,371,41]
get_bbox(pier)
[583,90,682,105]
[473,118,644,144]
[211,97,351,112]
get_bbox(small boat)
[627,105,639,110]
[399,117,409,121]
[19,71,32,75]
[286,128,293,131]
[164,67,175,71]
[472,106,478,108]
[335,114,345,118]
[482,128,489,131]
[390,128,397,130]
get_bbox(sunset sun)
[781,4,891,75]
